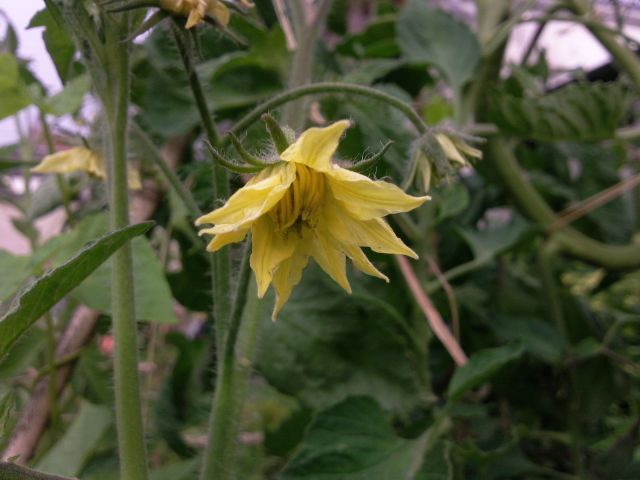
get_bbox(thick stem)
[487,137,640,269]
[200,242,256,480]
[566,0,640,90]
[105,15,149,480]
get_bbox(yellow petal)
[207,0,230,25]
[325,203,417,258]
[201,226,249,252]
[250,215,297,298]
[435,133,466,165]
[32,147,105,179]
[185,9,203,28]
[127,167,142,190]
[311,230,351,294]
[341,243,389,282]
[271,249,309,320]
[280,120,351,172]
[327,166,429,220]
[195,162,295,229]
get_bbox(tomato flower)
[159,0,230,28]
[32,146,141,190]
[196,120,429,318]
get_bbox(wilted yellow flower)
[32,146,141,190]
[196,120,429,318]
[159,0,230,28]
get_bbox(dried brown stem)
[396,255,468,367]
[425,256,460,341]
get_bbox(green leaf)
[0,53,33,120]
[41,74,90,115]
[150,460,199,480]
[489,83,628,142]
[447,343,524,401]
[492,316,563,364]
[28,9,77,83]
[416,441,453,480]
[0,221,153,359]
[257,265,424,412]
[36,401,113,477]
[280,396,421,479]
[0,251,31,302]
[49,214,177,323]
[456,215,531,264]
[0,391,13,440]
[397,1,481,90]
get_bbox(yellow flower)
[196,120,430,318]
[32,146,141,190]
[159,0,230,28]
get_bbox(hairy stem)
[228,82,428,143]
[200,242,256,480]
[282,0,334,127]
[104,14,149,480]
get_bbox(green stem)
[282,0,334,127]
[171,22,231,343]
[200,241,255,480]
[487,137,640,269]
[537,240,566,344]
[39,110,74,222]
[566,0,640,91]
[228,82,428,143]
[131,122,202,217]
[104,14,149,480]
[0,462,75,480]
[44,314,59,431]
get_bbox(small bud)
[408,130,482,193]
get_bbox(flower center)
[270,164,325,231]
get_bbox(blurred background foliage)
[0,0,639,478]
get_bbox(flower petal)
[327,166,430,220]
[250,216,297,298]
[32,147,104,178]
[325,203,418,258]
[207,0,230,25]
[311,230,351,294]
[271,249,310,320]
[200,226,250,252]
[341,243,389,282]
[195,162,296,229]
[280,120,351,172]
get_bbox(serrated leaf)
[397,1,481,90]
[0,53,33,120]
[457,215,531,264]
[256,265,424,412]
[28,8,77,83]
[50,214,177,324]
[447,343,524,401]
[36,401,113,477]
[41,74,90,115]
[490,83,628,142]
[0,221,153,359]
[280,396,421,479]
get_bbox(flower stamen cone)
[196,120,430,319]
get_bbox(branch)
[396,255,468,367]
